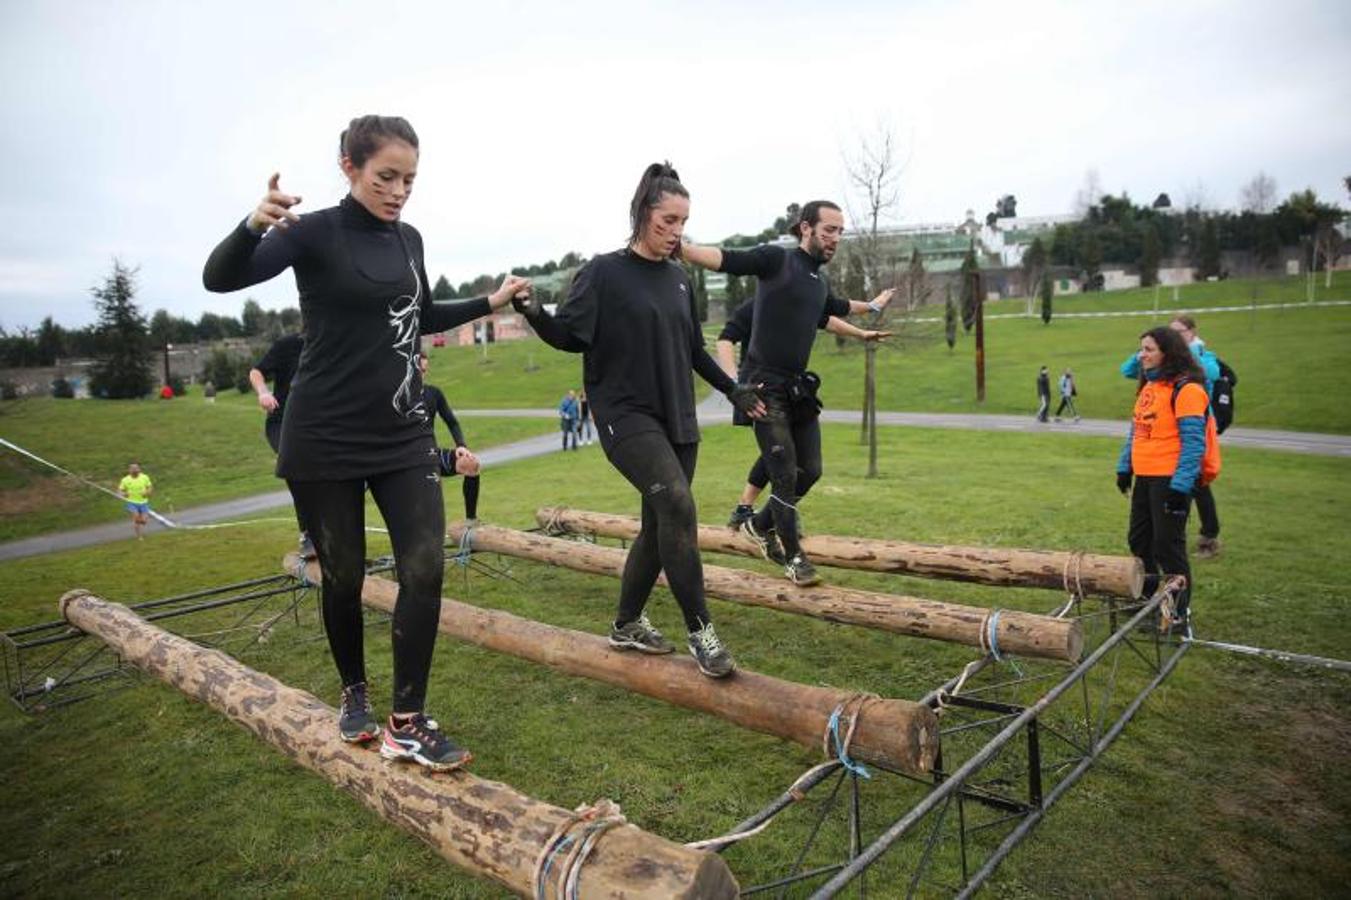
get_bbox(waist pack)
[787,371,823,422]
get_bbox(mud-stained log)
[448,523,1081,663]
[59,590,737,899]
[286,557,938,778]
[536,506,1144,600]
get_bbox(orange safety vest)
[1130,378,1221,485]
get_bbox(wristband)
[867,298,883,313]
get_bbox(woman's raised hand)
[246,173,303,233]
[490,274,532,310]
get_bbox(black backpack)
[1211,357,1236,434]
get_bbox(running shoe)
[379,713,473,771]
[727,503,756,530]
[740,519,786,565]
[784,553,821,587]
[337,682,380,743]
[687,623,736,678]
[608,614,675,654]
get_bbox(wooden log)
[536,506,1144,599]
[59,589,737,899]
[449,523,1082,663]
[287,557,938,777]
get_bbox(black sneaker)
[785,553,821,587]
[740,519,786,565]
[338,682,381,743]
[608,614,675,654]
[727,503,756,530]
[379,713,473,771]
[687,623,736,678]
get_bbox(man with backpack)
[1120,314,1233,558]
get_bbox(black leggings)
[750,395,823,557]
[1193,483,1219,539]
[288,465,445,714]
[1127,475,1192,615]
[605,433,711,632]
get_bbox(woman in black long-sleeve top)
[516,162,763,678]
[204,115,526,770]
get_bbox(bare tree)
[1316,222,1344,289]
[1239,171,1278,213]
[1072,169,1103,218]
[842,124,905,478]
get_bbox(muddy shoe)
[785,553,821,587]
[687,623,736,678]
[740,519,786,565]
[338,682,380,743]
[380,713,472,771]
[608,614,675,654]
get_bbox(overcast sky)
[2,0,1348,331]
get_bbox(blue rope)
[985,609,1004,662]
[828,707,872,780]
[534,833,576,900]
[453,526,475,567]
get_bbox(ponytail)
[628,161,688,246]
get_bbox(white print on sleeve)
[389,258,426,421]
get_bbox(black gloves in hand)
[727,383,762,417]
[1163,490,1191,517]
[1116,472,1132,495]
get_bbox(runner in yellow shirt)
[117,462,154,540]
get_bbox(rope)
[768,493,799,512]
[541,506,571,536]
[685,760,839,851]
[977,609,1005,662]
[452,525,475,567]
[820,692,880,779]
[1061,549,1087,600]
[532,799,626,900]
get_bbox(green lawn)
[0,390,552,542]
[2,424,1348,897]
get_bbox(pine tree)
[1139,225,1160,287]
[944,285,957,350]
[959,247,979,331]
[88,261,153,399]
[1040,272,1054,325]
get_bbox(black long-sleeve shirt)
[523,249,734,449]
[203,195,491,480]
[422,384,466,447]
[253,333,304,424]
[719,245,850,384]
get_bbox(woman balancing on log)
[514,162,766,678]
[1115,325,1220,635]
[204,115,529,770]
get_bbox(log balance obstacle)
[537,507,1145,600]
[288,556,938,777]
[59,590,736,899]
[448,523,1082,663]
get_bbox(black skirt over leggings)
[288,464,445,713]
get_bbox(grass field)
[0,389,553,541]
[2,424,1348,897]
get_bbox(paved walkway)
[4,407,1347,563]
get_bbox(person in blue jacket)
[558,389,580,451]
[1119,314,1223,557]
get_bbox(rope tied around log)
[532,798,627,900]
[541,506,572,536]
[1062,549,1087,601]
[452,525,475,567]
[977,608,1005,662]
[821,692,881,779]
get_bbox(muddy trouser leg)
[287,477,369,690]
[368,464,446,714]
[751,398,804,558]
[1192,483,1219,539]
[607,434,709,632]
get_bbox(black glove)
[1163,490,1191,518]
[511,292,541,316]
[727,383,762,417]
[1116,472,1132,495]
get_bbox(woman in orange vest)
[1116,326,1213,632]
